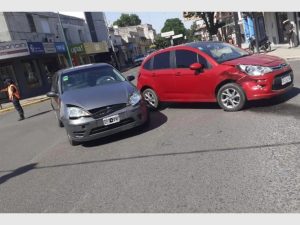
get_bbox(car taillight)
[138,73,141,79]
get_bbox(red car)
[137,41,294,111]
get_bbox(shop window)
[22,61,43,88]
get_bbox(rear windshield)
[61,66,125,93]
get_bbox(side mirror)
[47,91,58,98]
[190,63,203,71]
[126,75,135,82]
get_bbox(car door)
[173,49,215,102]
[151,51,176,100]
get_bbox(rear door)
[173,49,215,101]
[151,51,176,100]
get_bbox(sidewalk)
[241,42,300,60]
[266,45,300,60]
[0,95,50,114]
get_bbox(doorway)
[276,12,288,43]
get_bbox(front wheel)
[217,83,246,112]
[142,88,159,109]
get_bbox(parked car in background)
[137,41,293,111]
[134,55,146,67]
[47,63,149,145]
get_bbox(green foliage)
[161,18,186,36]
[113,13,142,27]
[153,35,170,49]
[183,12,225,39]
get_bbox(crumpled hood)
[61,81,136,111]
[222,54,285,67]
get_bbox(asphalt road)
[0,62,299,213]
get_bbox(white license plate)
[103,115,120,126]
[281,75,292,85]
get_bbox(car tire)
[58,119,64,127]
[67,132,80,146]
[217,83,246,112]
[142,88,159,109]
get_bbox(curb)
[0,97,50,114]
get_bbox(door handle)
[151,73,156,77]
[175,72,181,76]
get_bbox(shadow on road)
[157,87,300,112]
[25,110,52,119]
[0,163,37,185]
[159,102,220,110]
[247,87,300,118]
[1,141,299,174]
[82,110,168,147]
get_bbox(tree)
[153,35,170,49]
[161,18,186,36]
[161,18,186,45]
[113,13,141,27]
[186,21,201,42]
[183,12,225,40]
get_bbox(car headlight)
[237,64,273,76]
[129,92,142,106]
[67,107,90,119]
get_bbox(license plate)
[103,115,120,126]
[281,75,292,85]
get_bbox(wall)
[0,13,11,41]
[263,12,279,44]
[0,12,91,44]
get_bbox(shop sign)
[55,42,67,53]
[84,42,109,54]
[0,40,30,60]
[69,43,85,54]
[28,42,45,54]
[43,43,56,54]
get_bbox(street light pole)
[57,12,73,67]
[103,14,120,70]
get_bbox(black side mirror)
[127,75,135,82]
[47,91,58,98]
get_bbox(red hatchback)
[137,41,294,111]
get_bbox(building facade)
[0,12,93,100]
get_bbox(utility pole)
[233,12,242,47]
[103,14,120,70]
[57,12,73,67]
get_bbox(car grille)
[89,118,135,135]
[271,63,288,71]
[89,103,127,119]
[272,70,293,90]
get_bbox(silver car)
[47,63,149,145]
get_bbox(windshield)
[61,66,126,93]
[197,42,249,63]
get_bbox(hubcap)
[221,88,241,109]
[143,91,156,107]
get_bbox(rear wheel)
[142,88,159,109]
[217,83,246,112]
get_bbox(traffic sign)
[161,31,175,38]
[172,34,183,39]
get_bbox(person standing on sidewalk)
[283,20,295,48]
[0,79,25,121]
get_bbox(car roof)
[59,63,112,75]
[153,41,223,54]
